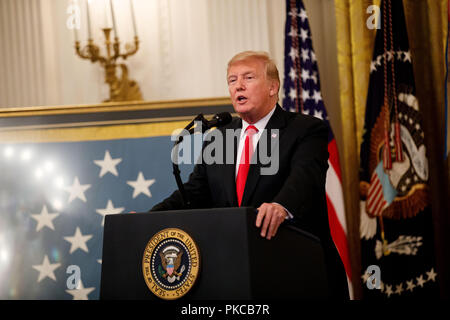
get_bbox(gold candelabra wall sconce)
[73,0,142,102]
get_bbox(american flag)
[0,133,194,299]
[366,161,397,216]
[281,0,352,297]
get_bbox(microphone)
[205,112,232,130]
[171,112,231,209]
[181,113,232,136]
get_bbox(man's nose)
[236,78,245,91]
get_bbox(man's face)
[227,58,277,123]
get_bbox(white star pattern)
[65,280,95,300]
[370,61,377,72]
[64,227,93,254]
[378,268,438,297]
[312,90,322,104]
[403,50,411,62]
[93,150,122,177]
[299,8,307,21]
[299,28,308,42]
[96,200,125,226]
[426,268,437,282]
[313,109,323,120]
[376,55,383,66]
[289,67,297,81]
[406,280,416,292]
[32,255,61,283]
[301,89,310,102]
[282,0,328,125]
[63,176,91,203]
[385,284,393,297]
[289,47,299,62]
[301,48,310,62]
[395,283,403,295]
[370,50,413,73]
[289,88,297,101]
[300,69,309,82]
[30,205,59,232]
[288,26,298,38]
[127,172,156,199]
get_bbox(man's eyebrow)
[227,71,256,80]
[229,71,255,77]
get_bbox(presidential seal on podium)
[142,228,200,300]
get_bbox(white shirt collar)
[241,105,277,134]
[235,104,277,177]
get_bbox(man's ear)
[269,81,280,97]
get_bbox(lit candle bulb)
[72,0,79,41]
[130,0,137,37]
[110,0,118,37]
[104,0,109,28]
[74,25,79,42]
[86,0,92,39]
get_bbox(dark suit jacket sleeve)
[272,117,329,223]
[150,158,213,211]
[274,116,348,299]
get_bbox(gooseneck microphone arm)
[172,113,207,209]
[171,112,232,209]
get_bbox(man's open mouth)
[237,95,248,103]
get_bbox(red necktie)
[236,125,258,206]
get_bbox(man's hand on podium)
[255,203,287,240]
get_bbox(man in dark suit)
[151,51,349,299]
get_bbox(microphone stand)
[172,114,208,209]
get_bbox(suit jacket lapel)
[240,105,288,206]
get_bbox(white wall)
[0,0,339,127]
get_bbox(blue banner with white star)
[0,122,195,299]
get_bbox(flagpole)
[445,0,450,159]
[378,216,390,256]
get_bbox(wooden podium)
[100,207,330,299]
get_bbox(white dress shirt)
[235,105,293,219]
[235,105,276,177]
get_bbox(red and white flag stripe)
[326,139,353,299]
[367,172,388,216]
